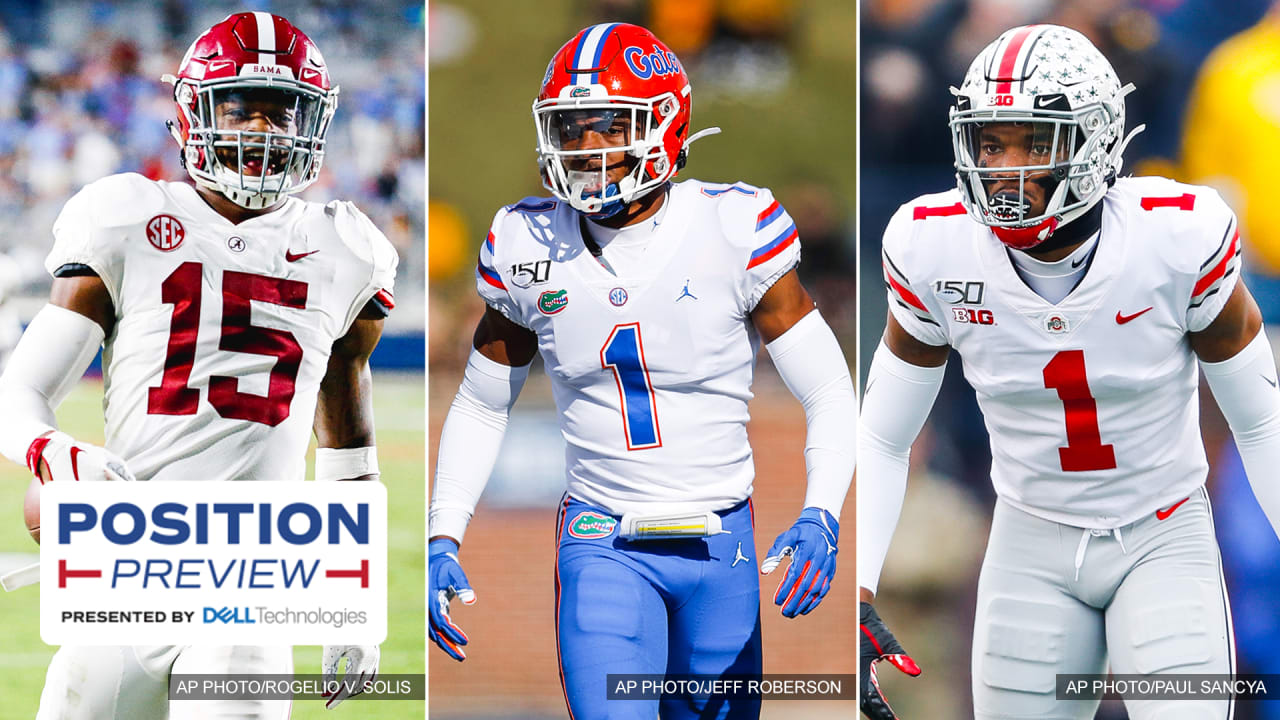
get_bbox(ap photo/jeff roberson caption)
[429,2,857,719]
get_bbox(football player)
[859,24,1280,720]
[428,22,856,720]
[0,13,393,719]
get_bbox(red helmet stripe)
[994,25,1038,94]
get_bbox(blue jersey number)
[600,323,662,450]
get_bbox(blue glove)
[428,538,475,661]
[761,507,839,617]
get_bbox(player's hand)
[27,431,135,483]
[321,644,379,710]
[429,537,476,661]
[761,506,839,617]
[860,601,921,720]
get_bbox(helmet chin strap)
[996,198,1106,254]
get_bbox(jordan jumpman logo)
[677,279,697,302]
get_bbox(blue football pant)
[555,497,763,720]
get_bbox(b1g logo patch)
[951,307,995,325]
[538,289,569,315]
[568,511,616,539]
[147,214,185,252]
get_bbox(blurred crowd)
[862,2,1280,718]
[0,0,425,329]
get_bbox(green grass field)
[0,374,424,719]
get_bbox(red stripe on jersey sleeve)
[884,264,929,313]
[745,227,798,270]
[757,199,781,227]
[1193,230,1239,297]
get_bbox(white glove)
[29,431,134,483]
[321,644,380,710]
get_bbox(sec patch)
[147,214,185,252]
[567,511,616,539]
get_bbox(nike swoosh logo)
[1264,375,1278,388]
[1115,307,1153,324]
[285,250,319,262]
[1071,255,1089,268]
[1156,497,1190,521]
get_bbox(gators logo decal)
[539,289,569,315]
[568,511,616,539]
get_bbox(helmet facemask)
[533,93,679,217]
[951,96,1128,245]
[167,76,337,209]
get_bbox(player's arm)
[749,269,856,617]
[313,303,385,480]
[1190,280,1280,537]
[0,272,134,482]
[311,301,386,710]
[428,305,537,661]
[858,312,944,720]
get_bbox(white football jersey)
[47,173,397,482]
[477,180,801,516]
[882,177,1240,528]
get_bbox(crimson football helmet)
[949,24,1144,249]
[163,12,338,209]
[533,23,719,216]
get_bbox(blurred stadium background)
[428,0,856,718]
[0,2,425,719]
[862,1,1280,718]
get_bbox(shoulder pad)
[70,173,169,228]
[325,200,398,280]
[1111,178,1236,275]
[504,196,560,215]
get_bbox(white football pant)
[973,488,1234,720]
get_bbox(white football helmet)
[949,24,1144,249]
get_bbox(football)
[23,474,41,544]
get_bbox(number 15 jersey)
[47,173,397,482]
[477,180,801,517]
[882,177,1240,529]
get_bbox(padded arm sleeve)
[857,340,946,594]
[1201,329,1280,539]
[428,349,530,545]
[0,304,104,464]
[764,309,857,519]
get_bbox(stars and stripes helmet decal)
[949,24,1144,249]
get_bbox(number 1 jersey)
[47,173,397,482]
[881,177,1240,529]
[477,180,801,516]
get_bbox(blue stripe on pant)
[555,497,763,720]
